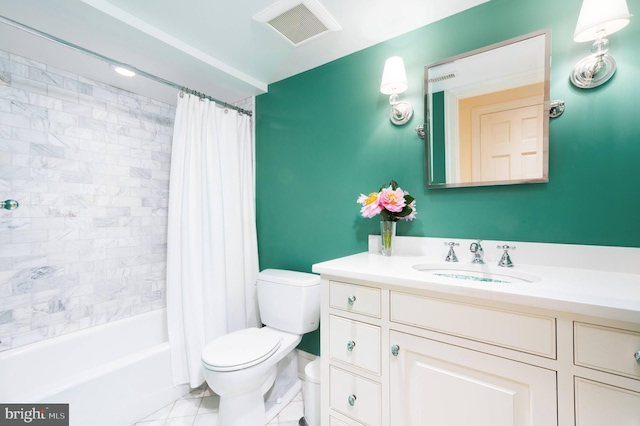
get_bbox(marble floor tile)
[133,383,306,426]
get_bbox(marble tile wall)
[0,49,175,352]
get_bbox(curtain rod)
[0,14,253,117]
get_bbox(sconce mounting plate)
[570,54,616,89]
[390,101,413,125]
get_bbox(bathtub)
[0,308,189,426]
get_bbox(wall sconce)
[570,0,632,88]
[380,56,413,125]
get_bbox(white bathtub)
[0,308,189,426]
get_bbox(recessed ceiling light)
[114,66,136,77]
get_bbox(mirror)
[424,30,550,188]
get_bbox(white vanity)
[312,237,640,426]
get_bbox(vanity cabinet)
[320,277,640,426]
[573,323,640,425]
[389,291,557,426]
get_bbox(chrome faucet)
[470,240,484,264]
[444,242,459,262]
[497,245,516,267]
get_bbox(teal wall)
[255,0,640,355]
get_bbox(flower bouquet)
[357,180,417,255]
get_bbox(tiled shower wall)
[0,49,175,352]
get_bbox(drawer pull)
[347,340,356,351]
[347,295,356,305]
[391,344,400,356]
[635,351,640,364]
[348,394,357,406]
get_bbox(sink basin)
[412,264,539,284]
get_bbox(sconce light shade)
[380,56,408,95]
[573,0,631,42]
[570,0,632,88]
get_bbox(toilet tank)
[257,269,321,335]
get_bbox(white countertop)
[312,237,640,324]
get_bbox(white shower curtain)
[166,93,260,387]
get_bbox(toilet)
[202,269,321,426]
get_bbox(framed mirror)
[424,29,551,188]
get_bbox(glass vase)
[380,221,396,256]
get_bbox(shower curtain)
[166,93,260,387]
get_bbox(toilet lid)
[202,327,282,372]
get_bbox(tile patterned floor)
[133,383,304,426]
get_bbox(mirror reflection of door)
[456,83,544,184]
[471,96,543,182]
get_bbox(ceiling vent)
[253,0,341,46]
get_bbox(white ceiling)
[0,0,488,106]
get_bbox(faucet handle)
[444,242,459,262]
[497,245,516,267]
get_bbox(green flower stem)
[382,229,393,251]
[380,221,396,256]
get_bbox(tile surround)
[0,49,175,351]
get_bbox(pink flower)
[357,180,417,222]
[357,192,382,218]
[399,199,417,221]
[378,186,406,213]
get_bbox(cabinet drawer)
[390,291,557,358]
[330,366,381,426]
[330,416,362,426]
[574,322,640,380]
[330,281,380,318]
[575,377,640,425]
[329,315,381,375]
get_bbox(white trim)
[80,0,267,91]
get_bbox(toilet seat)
[202,327,282,372]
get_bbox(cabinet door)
[389,331,557,426]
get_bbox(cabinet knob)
[348,394,357,406]
[347,295,356,305]
[347,340,356,351]
[635,351,640,364]
[391,344,400,356]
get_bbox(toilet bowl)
[203,327,301,425]
[202,269,320,426]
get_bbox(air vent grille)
[268,3,328,45]
[429,73,457,83]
